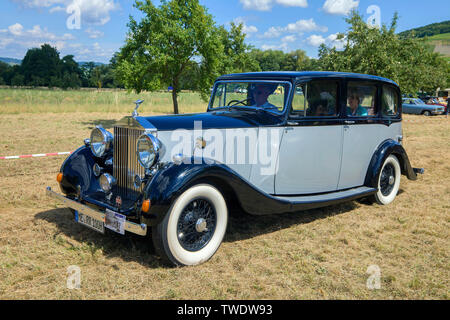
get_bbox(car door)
[338,80,383,190]
[275,79,343,195]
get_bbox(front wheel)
[422,110,432,116]
[152,184,228,266]
[373,155,401,205]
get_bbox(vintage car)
[47,71,424,266]
[402,98,445,116]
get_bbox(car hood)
[142,111,284,131]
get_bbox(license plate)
[75,211,105,234]
[105,209,126,235]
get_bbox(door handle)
[344,120,356,124]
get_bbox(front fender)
[365,139,418,189]
[59,146,102,197]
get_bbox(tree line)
[0,44,122,89]
[0,0,449,115]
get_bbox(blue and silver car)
[402,98,445,116]
[47,72,423,266]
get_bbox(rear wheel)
[373,155,401,205]
[152,184,228,266]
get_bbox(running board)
[272,187,377,211]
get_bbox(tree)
[317,11,448,95]
[217,22,259,74]
[116,0,224,114]
[21,44,61,86]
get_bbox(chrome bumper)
[46,187,147,236]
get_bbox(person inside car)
[250,83,278,111]
[347,89,368,116]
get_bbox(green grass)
[426,32,450,41]
[0,88,207,114]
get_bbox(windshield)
[210,81,291,113]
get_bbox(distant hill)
[398,20,450,39]
[0,57,22,65]
[398,21,450,59]
[0,57,105,67]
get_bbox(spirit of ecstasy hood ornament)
[132,99,144,118]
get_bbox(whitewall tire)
[152,184,228,266]
[374,155,401,205]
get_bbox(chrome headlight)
[137,133,160,169]
[90,126,113,158]
[99,173,116,193]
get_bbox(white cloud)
[262,26,284,38]
[261,42,289,52]
[307,32,347,48]
[275,0,307,7]
[281,35,296,43]
[240,0,273,11]
[8,23,24,36]
[261,18,327,39]
[326,33,346,49]
[49,5,65,13]
[85,28,104,39]
[306,34,326,46]
[323,0,359,15]
[233,17,258,36]
[240,0,307,11]
[13,0,119,26]
[286,18,328,33]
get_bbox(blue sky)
[0,0,448,63]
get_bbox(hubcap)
[388,176,395,185]
[195,218,208,233]
[177,198,217,252]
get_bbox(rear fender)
[365,139,417,189]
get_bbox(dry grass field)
[0,89,448,299]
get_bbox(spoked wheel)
[152,184,228,266]
[373,155,401,205]
[177,198,217,252]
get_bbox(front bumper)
[46,187,147,236]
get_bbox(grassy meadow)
[0,88,448,300]
[0,87,207,115]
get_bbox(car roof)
[217,71,399,87]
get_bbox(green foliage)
[398,20,450,39]
[249,48,314,72]
[21,44,61,86]
[318,11,448,95]
[117,0,225,114]
[217,22,260,74]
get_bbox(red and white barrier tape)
[0,151,73,160]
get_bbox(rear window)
[382,85,399,117]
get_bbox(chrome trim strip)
[46,187,147,236]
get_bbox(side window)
[381,85,399,116]
[291,81,338,118]
[347,82,377,117]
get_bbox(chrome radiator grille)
[113,126,145,199]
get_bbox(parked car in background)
[47,71,424,266]
[402,98,445,116]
